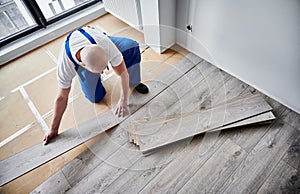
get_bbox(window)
[0,0,36,40]
[0,0,100,47]
[36,0,93,20]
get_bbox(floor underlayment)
[1,13,300,194]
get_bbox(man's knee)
[124,46,141,69]
[87,97,102,103]
[83,84,106,103]
[85,91,106,103]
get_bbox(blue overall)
[65,27,141,103]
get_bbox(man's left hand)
[115,98,128,117]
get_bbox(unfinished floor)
[0,13,299,194]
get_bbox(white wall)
[103,0,143,31]
[140,0,176,53]
[140,0,161,53]
[159,0,176,51]
[176,0,300,114]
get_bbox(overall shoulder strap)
[64,27,97,71]
[78,27,97,44]
[65,31,80,71]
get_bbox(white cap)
[80,45,108,72]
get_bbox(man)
[43,26,148,145]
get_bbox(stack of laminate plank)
[129,94,275,155]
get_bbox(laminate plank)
[145,68,242,126]
[228,97,288,152]
[178,68,231,113]
[0,110,118,186]
[282,134,300,171]
[30,170,71,194]
[196,72,248,111]
[65,142,142,194]
[177,139,247,194]
[281,108,300,130]
[29,53,202,191]
[131,67,230,123]
[127,61,219,144]
[217,120,299,194]
[102,135,201,194]
[209,111,275,132]
[128,66,232,144]
[139,133,228,193]
[257,160,300,194]
[241,86,288,118]
[264,96,288,119]
[31,124,128,193]
[131,111,275,135]
[61,127,125,186]
[134,94,272,154]
[129,68,229,145]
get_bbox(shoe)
[134,83,149,94]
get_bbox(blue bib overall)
[65,27,141,103]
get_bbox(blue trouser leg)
[77,67,106,103]
[78,36,141,103]
[108,36,141,87]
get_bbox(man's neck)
[76,48,83,62]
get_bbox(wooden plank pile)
[129,94,275,155]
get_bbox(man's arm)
[43,87,71,145]
[112,59,129,117]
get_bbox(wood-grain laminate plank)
[257,160,300,194]
[217,120,299,193]
[134,94,272,154]
[209,111,275,132]
[102,134,203,194]
[282,134,300,171]
[30,170,71,194]
[177,139,247,194]
[0,110,118,186]
[228,96,290,152]
[65,142,142,194]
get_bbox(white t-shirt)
[57,27,123,88]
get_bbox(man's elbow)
[122,70,129,78]
[56,88,70,102]
[56,95,68,102]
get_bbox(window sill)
[0,2,106,66]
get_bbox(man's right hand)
[44,87,70,145]
[43,129,58,145]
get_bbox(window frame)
[0,0,100,47]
